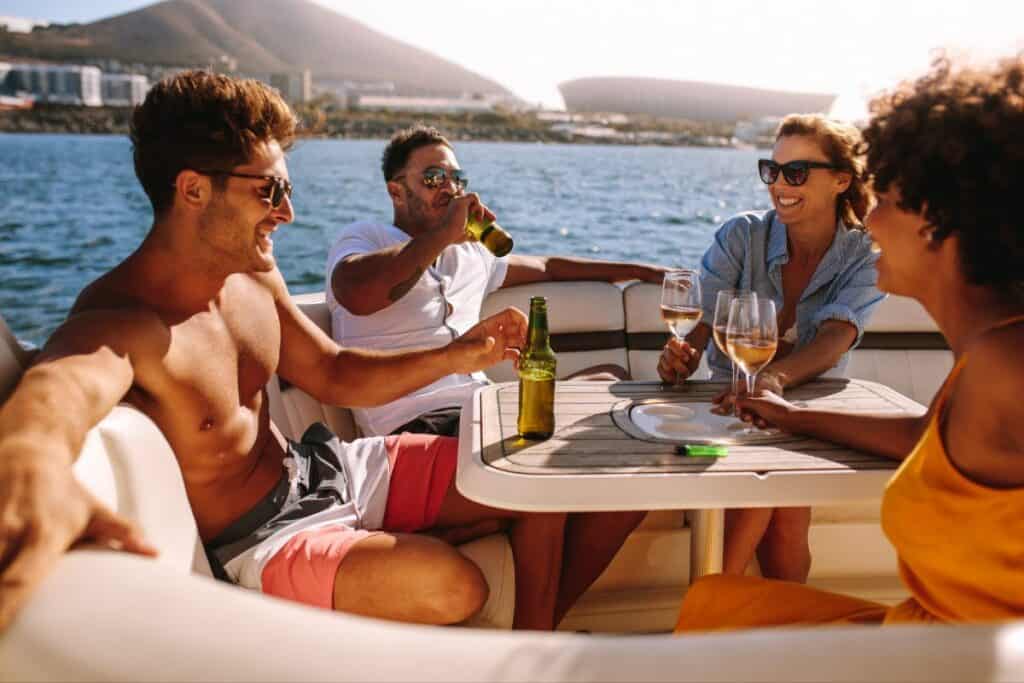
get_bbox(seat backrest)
[849,295,953,406]
[623,281,710,381]
[269,292,361,442]
[481,281,630,381]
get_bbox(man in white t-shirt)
[326,125,666,626]
[327,125,667,439]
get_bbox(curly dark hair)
[130,70,297,216]
[862,53,1024,290]
[775,114,872,228]
[381,124,453,182]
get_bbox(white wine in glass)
[660,269,702,339]
[726,297,778,396]
[712,290,756,408]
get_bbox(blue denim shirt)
[699,209,885,380]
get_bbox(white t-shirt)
[326,221,509,436]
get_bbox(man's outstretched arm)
[501,254,668,288]
[0,312,159,630]
[275,270,525,408]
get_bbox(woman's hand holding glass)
[658,269,702,385]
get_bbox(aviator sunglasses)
[393,166,469,191]
[196,170,294,208]
[758,159,838,186]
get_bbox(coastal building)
[350,94,496,113]
[269,70,312,104]
[734,117,782,148]
[2,64,102,107]
[559,77,835,123]
[100,73,150,107]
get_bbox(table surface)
[456,379,925,512]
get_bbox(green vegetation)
[0,101,736,147]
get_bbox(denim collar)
[766,211,855,302]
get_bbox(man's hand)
[437,193,496,247]
[636,265,671,284]
[711,372,784,415]
[448,306,527,373]
[0,452,157,630]
[657,337,701,385]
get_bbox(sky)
[2,0,1023,119]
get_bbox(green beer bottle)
[518,296,556,439]
[466,216,514,257]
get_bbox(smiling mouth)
[777,197,801,208]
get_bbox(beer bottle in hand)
[518,296,556,439]
[466,216,514,257]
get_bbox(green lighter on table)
[675,444,728,458]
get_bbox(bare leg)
[332,532,488,624]
[756,506,812,582]
[553,510,647,625]
[435,480,568,630]
[723,507,773,575]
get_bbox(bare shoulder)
[945,323,1024,487]
[248,267,290,302]
[39,305,170,365]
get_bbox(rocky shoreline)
[0,104,738,147]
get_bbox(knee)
[427,556,490,624]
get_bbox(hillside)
[0,0,514,98]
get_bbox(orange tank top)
[881,316,1024,623]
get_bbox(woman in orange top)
[677,53,1024,631]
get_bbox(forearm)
[323,345,457,408]
[790,409,926,460]
[763,323,855,390]
[0,364,124,464]
[332,231,451,315]
[543,256,662,282]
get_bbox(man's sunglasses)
[393,166,469,191]
[197,170,294,208]
[758,159,838,186]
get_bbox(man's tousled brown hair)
[863,53,1024,291]
[775,114,872,228]
[381,124,453,182]
[130,70,297,215]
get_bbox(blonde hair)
[776,114,871,228]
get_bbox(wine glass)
[712,290,757,411]
[726,297,778,397]
[660,269,702,384]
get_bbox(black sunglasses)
[393,166,469,191]
[758,159,838,186]
[197,170,293,208]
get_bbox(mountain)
[0,0,515,98]
[560,77,836,123]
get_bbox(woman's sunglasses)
[758,159,838,186]
[197,170,294,208]
[393,166,469,191]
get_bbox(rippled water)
[0,134,771,345]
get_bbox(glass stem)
[746,371,756,395]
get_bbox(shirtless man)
[0,71,581,632]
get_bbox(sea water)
[0,134,770,345]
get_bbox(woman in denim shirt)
[658,114,885,582]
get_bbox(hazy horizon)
[2,0,1022,119]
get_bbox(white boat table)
[456,379,924,581]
